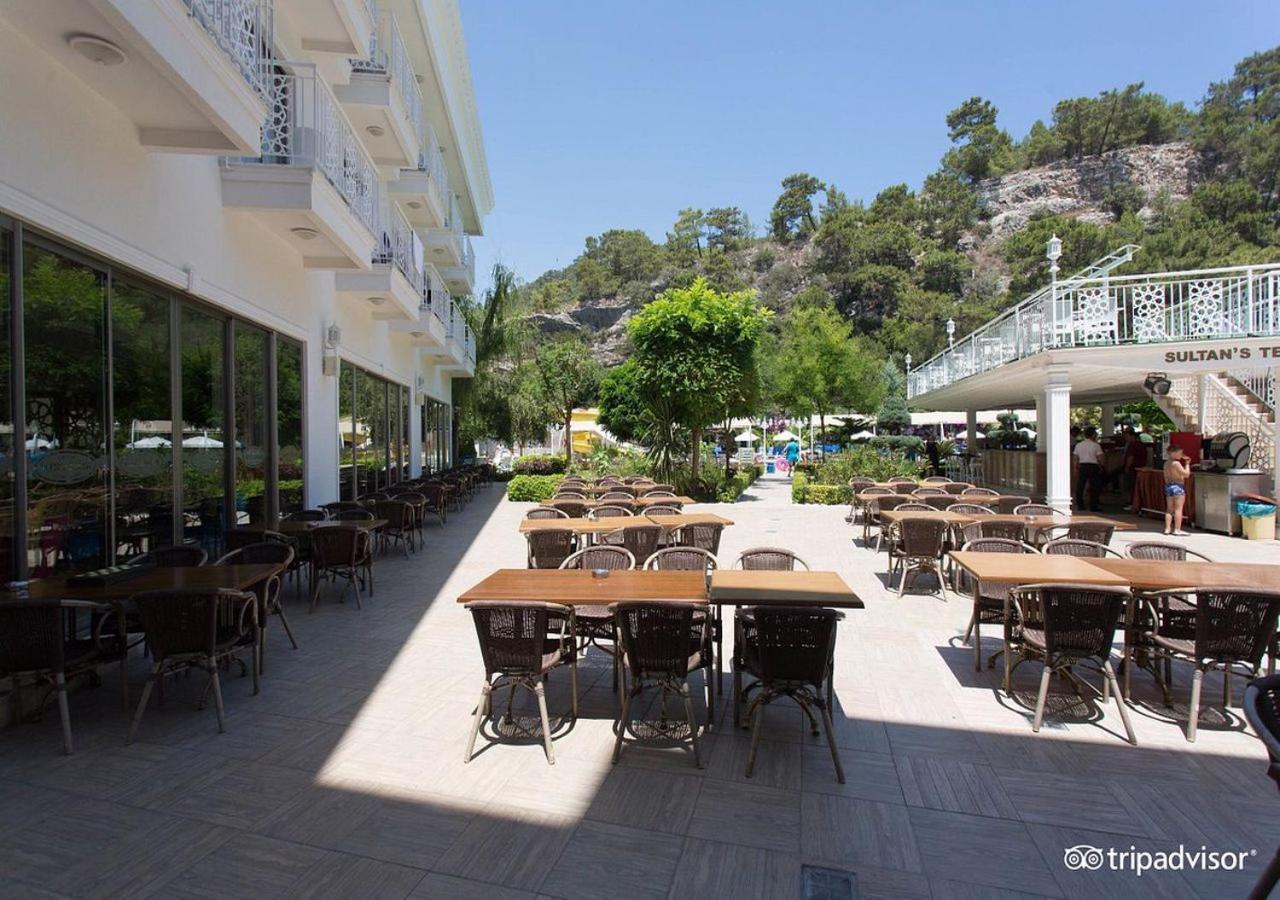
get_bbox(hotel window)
[277,336,305,513]
[339,361,405,498]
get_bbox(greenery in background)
[510,454,566,475]
[534,336,602,468]
[874,362,911,434]
[505,474,561,502]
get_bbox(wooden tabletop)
[1085,559,1280,592]
[880,508,1136,532]
[270,518,388,536]
[519,513,733,535]
[709,571,863,609]
[581,496,696,508]
[24,563,284,602]
[948,552,1131,587]
[457,569,707,605]
[879,509,974,526]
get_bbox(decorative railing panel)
[1170,374,1274,475]
[377,203,430,302]
[414,124,448,213]
[909,264,1280,399]
[350,13,425,153]
[183,0,273,99]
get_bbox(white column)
[1197,373,1209,432]
[965,408,978,443]
[1272,366,1280,490]
[1034,397,1044,436]
[409,383,422,478]
[1043,367,1073,512]
[1100,403,1115,436]
[305,342,340,505]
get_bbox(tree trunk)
[820,412,826,460]
[690,425,702,481]
[564,410,572,470]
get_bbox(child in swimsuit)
[1163,447,1190,536]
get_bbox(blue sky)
[461,1,1278,295]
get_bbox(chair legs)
[126,660,163,744]
[534,682,555,765]
[745,687,843,783]
[208,659,226,734]
[1188,667,1204,743]
[464,681,492,763]
[1031,666,1053,733]
[54,672,72,755]
[681,682,702,768]
[1103,660,1136,745]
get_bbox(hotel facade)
[0,0,492,583]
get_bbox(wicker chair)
[996,495,1032,514]
[958,537,1037,671]
[284,509,328,522]
[912,487,949,497]
[552,491,587,501]
[417,483,448,525]
[1042,522,1116,546]
[888,517,949,597]
[645,546,718,573]
[611,602,710,768]
[464,602,577,765]
[1244,675,1280,899]
[1013,503,1055,516]
[214,542,297,673]
[961,488,1000,498]
[559,546,636,702]
[735,606,844,783]
[526,507,569,520]
[942,482,974,495]
[948,503,994,516]
[609,526,662,566]
[863,493,907,547]
[845,479,876,522]
[588,505,633,520]
[960,519,1026,543]
[675,522,725,557]
[129,544,207,567]
[309,526,373,611]
[126,588,259,742]
[598,490,636,502]
[1126,541,1212,562]
[1006,582,1136,744]
[395,491,429,545]
[643,491,678,499]
[1140,588,1280,741]
[335,508,375,522]
[640,483,677,495]
[922,476,951,484]
[888,477,918,487]
[0,599,119,754]
[1122,541,1213,692]
[374,500,415,557]
[643,504,683,517]
[526,528,575,569]
[735,547,810,571]
[321,501,363,516]
[549,500,588,519]
[1042,538,1120,558]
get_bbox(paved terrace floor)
[0,475,1276,899]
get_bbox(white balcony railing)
[459,235,476,286]
[908,263,1280,399]
[238,62,379,235]
[412,123,449,212]
[182,0,273,99]
[464,323,475,363]
[351,13,425,153]
[377,201,429,299]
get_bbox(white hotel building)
[0,0,491,582]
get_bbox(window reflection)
[234,324,268,524]
[180,305,226,557]
[277,337,304,513]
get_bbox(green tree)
[627,277,770,478]
[666,207,706,265]
[942,97,1014,182]
[534,336,602,467]
[1197,47,1280,211]
[596,358,649,443]
[704,206,752,253]
[875,361,911,434]
[770,172,825,240]
[770,305,884,437]
[919,172,979,247]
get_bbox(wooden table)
[519,513,733,535]
[581,496,696,509]
[709,571,863,609]
[881,508,1135,535]
[1085,558,1280,592]
[948,552,1131,587]
[458,569,707,605]
[270,518,388,537]
[24,563,285,601]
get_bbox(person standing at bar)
[1073,426,1105,512]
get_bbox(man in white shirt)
[1074,426,1105,511]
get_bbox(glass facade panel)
[339,361,355,500]
[180,305,226,556]
[400,386,411,480]
[23,241,108,576]
[419,397,451,473]
[277,336,304,513]
[234,324,268,524]
[111,281,172,557]
[0,231,11,578]
[340,362,404,496]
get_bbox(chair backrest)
[526,528,575,569]
[0,600,68,673]
[639,484,677,495]
[553,491,587,500]
[942,483,974,495]
[996,496,1032,514]
[912,487,949,496]
[1244,674,1280,775]
[1042,538,1116,558]
[335,509,375,522]
[643,505,682,517]
[962,537,1032,555]
[322,501,363,514]
[467,602,561,676]
[1188,588,1280,666]
[131,588,254,657]
[613,525,663,565]
[894,503,934,512]
[899,517,948,555]
[526,507,569,520]
[962,488,1000,497]
[741,606,838,686]
[139,544,208,567]
[1065,522,1116,545]
[962,519,1025,543]
[848,478,875,491]
[1013,503,1055,516]
[735,547,810,571]
[215,542,295,584]
[643,490,677,499]
[599,490,636,501]
[888,477,917,486]
[922,476,951,483]
[560,545,636,571]
[645,546,718,573]
[613,602,705,678]
[310,526,369,566]
[1032,583,1131,659]
[920,495,954,510]
[874,495,910,514]
[374,500,414,528]
[859,487,893,497]
[947,503,994,516]
[550,500,587,519]
[676,522,724,556]
[1125,541,1211,562]
[589,505,633,519]
[285,509,328,522]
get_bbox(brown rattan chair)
[888,477,918,487]
[309,526,373,611]
[526,506,569,520]
[642,491,678,499]
[1013,503,1055,516]
[335,508,375,522]
[129,544,208,567]
[552,491,588,501]
[464,602,577,765]
[126,588,259,742]
[549,500,588,519]
[856,487,894,536]
[1140,588,1280,741]
[960,519,1025,543]
[639,483,677,495]
[961,487,1000,498]
[608,525,662,566]
[1122,541,1213,692]
[642,504,683,517]
[418,483,448,525]
[611,601,710,768]
[958,537,1038,672]
[675,521,725,557]
[321,501,363,516]
[589,505,633,520]
[374,500,415,557]
[1042,538,1121,558]
[559,548,635,687]
[598,490,636,502]
[888,517,949,597]
[285,509,328,522]
[942,482,974,495]
[1125,541,1212,562]
[215,542,298,672]
[1042,521,1116,546]
[734,547,810,571]
[864,495,909,548]
[922,476,951,484]
[0,599,119,753]
[912,487,949,497]
[1006,582,1136,744]
[1243,674,1280,899]
[947,503,994,516]
[645,546,718,573]
[526,528,575,569]
[735,606,844,783]
[845,479,875,522]
[996,495,1032,514]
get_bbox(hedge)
[716,465,761,502]
[791,473,851,505]
[506,474,561,502]
[512,454,566,476]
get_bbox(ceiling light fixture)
[67,34,127,67]
[290,227,319,241]
[406,200,422,210]
[365,124,385,137]
[367,296,387,305]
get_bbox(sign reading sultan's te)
[1164,345,1280,363]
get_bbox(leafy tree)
[534,336,602,467]
[704,206,752,252]
[702,248,747,293]
[942,97,1014,182]
[919,172,979,248]
[869,184,919,227]
[627,278,770,478]
[874,361,911,434]
[770,172,825,240]
[666,207,706,265]
[1197,48,1280,212]
[596,358,649,443]
[1047,83,1191,160]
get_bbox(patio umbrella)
[182,434,224,449]
[24,436,52,450]
[127,436,171,449]
[848,430,876,441]
[772,430,799,442]
[734,430,758,443]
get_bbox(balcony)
[334,13,424,167]
[1,0,272,153]
[334,203,433,321]
[388,124,449,230]
[221,62,379,270]
[908,262,1280,402]
[424,193,466,268]
[440,235,476,295]
[276,0,376,56]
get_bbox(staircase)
[1148,372,1276,475]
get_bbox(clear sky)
[460,1,1279,295]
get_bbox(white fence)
[184,0,273,99]
[351,13,426,155]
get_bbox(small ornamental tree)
[534,336,602,467]
[628,278,771,479]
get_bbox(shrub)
[717,465,760,502]
[512,454,566,476]
[868,435,924,455]
[506,474,561,502]
[803,447,920,485]
[792,473,850,505]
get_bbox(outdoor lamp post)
[1046,234,1063,346]
[946,318,955,347]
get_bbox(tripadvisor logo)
[1063,844,1256,877]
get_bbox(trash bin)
[1235,499,1277,540]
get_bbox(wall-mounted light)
[290,226,319,241]
[68,34,127,66]
[1143,372,1171,396]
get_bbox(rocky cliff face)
[972,141,1202,242]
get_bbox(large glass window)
[112,281,172,557]
[400,386,410,480]
[340,361,403,497]
[339,360,355,499]
[180,305,226,557]
[23,241,108,576]
[234,324,268,524]
[419,397,451,473]
[277,336,304,513]
[0,230,12,579]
